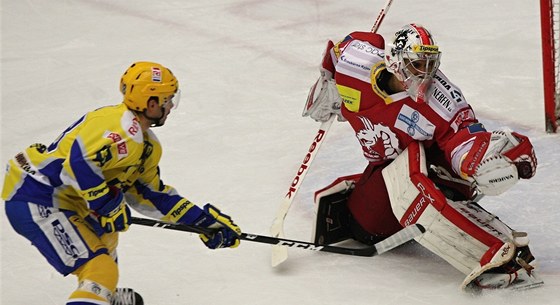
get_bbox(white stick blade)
[375,224,424,254]
[271,244,289,267]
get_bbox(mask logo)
[392,29,410,56]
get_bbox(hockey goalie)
[304,24,543,292]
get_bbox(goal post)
[541,0,560,133]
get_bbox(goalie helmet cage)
[541,0,560,133]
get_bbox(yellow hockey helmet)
[120,62,179,111]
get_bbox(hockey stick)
[370,0,393,33]
[269,115,335,266]
[269,0,395,267]
[131,216,424,257]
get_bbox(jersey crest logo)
[356,116,400,162]
[93,145,112,167]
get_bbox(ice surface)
[1,0,559,304]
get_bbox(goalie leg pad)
[382,143,539,288]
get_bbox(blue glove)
[96,190,131,233]
[195,203,241,249]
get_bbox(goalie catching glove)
[461,129,537,196]
[194,203,242,249]
[302,40,346,123]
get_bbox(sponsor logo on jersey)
[432,87,454,112]
[339,55,371,73]
[37,205,52,218]
[128,117,140,136]
[171,200,193,220]
[336,84,361,112]
[336,40,383,83]
[51,219,82,259]
[14,152,36,175]
[82,184,109,201]
[350,41,383,58]
[433,74,463,104]
[451,108,475,131]
[106,132,122,142]
[117,143,128,157]
[395,105,435,140]
[105,132,128,159]
[428,74,465,121]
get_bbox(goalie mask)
[385,24,441,103]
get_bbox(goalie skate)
[463,269,544,293]
[462,244,544,293]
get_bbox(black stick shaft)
[131,217,423,257]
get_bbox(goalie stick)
[269,115,335,266]
[131,217,425,257]
[269,0,395,267]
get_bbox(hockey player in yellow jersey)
[2,62,242,305]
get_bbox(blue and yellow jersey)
[2,103,202,224]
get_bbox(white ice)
[1,0,559,304]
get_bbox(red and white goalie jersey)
[325,31,479,175]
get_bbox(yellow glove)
[198,204,241,249]
[96,191,131,233]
